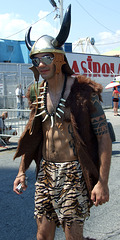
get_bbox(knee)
[37,233,46,240]
[37,232,47,240]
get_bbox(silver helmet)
[25,4,74,79]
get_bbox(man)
[13,5,112,240]
[0,111,17,144]
[15,84,24,118]
[15,85,21,118]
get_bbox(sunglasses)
[32,55,54,67]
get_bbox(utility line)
[5,10,55,39]
[73,40,120,48]
[75,0,116,34]
[91,0,120,16]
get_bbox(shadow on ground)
[0,168,37,240]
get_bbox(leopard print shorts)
[34,159,90,228]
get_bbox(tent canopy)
[103,46,120,56]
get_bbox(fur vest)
[14,75,103,200]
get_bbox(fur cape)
[14,75,103,203]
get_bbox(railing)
[0,109,30,139]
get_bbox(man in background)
[15,84,24,118]
[0,111,17,144]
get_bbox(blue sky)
[0,0,120,54]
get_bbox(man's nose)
[38,61,46,67]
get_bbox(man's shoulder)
[73,75,103,99]
[76,75,102,89]
[26,81,43,105]
[15,88,20,94]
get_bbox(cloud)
[0,13,28,40]
[0,11,58,41]
[30,10,58,40]
[1,11,119,55]
[97,30,120,54]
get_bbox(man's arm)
[91,130,112,206]
[13,155,27,195]
[90,94,112,206]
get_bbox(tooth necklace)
[35,74,67,128]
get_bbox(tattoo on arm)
[91,94,108,136]
[91,114,108,136]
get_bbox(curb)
[0,143,18,152]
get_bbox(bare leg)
[113,103,116,115]
[36,216,56,240]
[64,221,84,240]
[114,102,118,115]
[116,102,119,114]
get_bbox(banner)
[66,52,120,90]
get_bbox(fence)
[0,109,30,141]
[0,63,34,109]
[0,62,115,109]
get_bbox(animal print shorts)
[34,159,90,228]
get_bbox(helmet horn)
[25,26,33,51]
[52,4,71,47]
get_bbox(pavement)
[0,108,120,240]
[0,136,18,152]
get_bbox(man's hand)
[91,181,109,206]
[13,173,27,195]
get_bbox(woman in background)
[112,86,120,116]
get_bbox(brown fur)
[14,75,103,200]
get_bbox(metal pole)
[2,73,5,108]
[59,0,63,25]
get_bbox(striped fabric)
[34,159,90,228]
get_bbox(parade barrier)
[0,109,30,139]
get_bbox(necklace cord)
[33,75,67,128]
[45,74,67,117]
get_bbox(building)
[0,39,72,64]
[0,39,72,108]
[0,39,33,64]
[0,38,120,109]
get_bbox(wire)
[5,10,55,39]
[91,0,120,16]
[75,0,116,34]
[73,40,120,49]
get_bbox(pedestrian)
[15,84,24,118]
[112,86,120,116]
[19,84,24,109]
[20,84,25,118]
[15,85,21,118]
[0,111,17,144]
[13,5,112,240]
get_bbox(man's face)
[32,53,56,80]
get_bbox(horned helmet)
[25,4,74,81]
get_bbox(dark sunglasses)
[32,55,54,67]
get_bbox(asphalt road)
[0,109,120,240]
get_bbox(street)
[0,109,120,240]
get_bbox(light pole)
[59,0,63,25]
[49,0,63,26]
